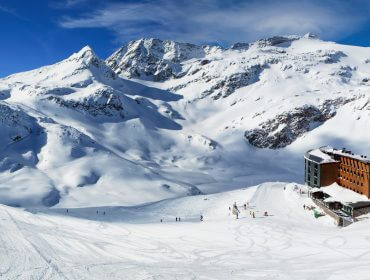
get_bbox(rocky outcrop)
[0,102,40,145]
[207,65,264,99]
[106,38,214,81]
[44,87,124,118]
[244,98,355,149]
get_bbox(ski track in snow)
[1,182,370,279]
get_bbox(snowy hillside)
[2,182,370,279]
[0,35,369,207]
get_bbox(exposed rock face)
[252,35,301,48]
[44,87,124,118]
[207,65,264,99]
[0,102,40,145]
[244,98,356,149]
[106,38,212,81]
[106,36,356,103]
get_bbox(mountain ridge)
[0,35,368,208]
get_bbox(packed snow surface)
[320,183,369,203]
[1,182,370,280]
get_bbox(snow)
[2,182,370,279]
[321,183,369,203]
[305,148,338,163]
[0,34,370,278]
[321,146,370,163]
[0,35,368,211]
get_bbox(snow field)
[1,182,370,279]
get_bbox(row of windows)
[307,175,318,185]
[340,159,368,171]
[306,169,318,176]
[340,165,367,173]
[339,168,366,178]
[339,176,364,187]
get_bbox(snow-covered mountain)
[0,35,369,207]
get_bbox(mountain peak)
[69,45,97,62]
[303,32,319,39]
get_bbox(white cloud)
[65,0,89,7]
[59,0,370,45]
[50,0,90,9]
[0,4,25,20]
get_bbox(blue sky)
[0,0,369,77]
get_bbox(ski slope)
[1,182,370,280]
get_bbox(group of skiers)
[230,202,268,219]
[160,215,204,223]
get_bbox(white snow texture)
[0,34,369,279]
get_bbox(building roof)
[304,148,338,164]
[346,201,370,209]
[319,183,369,204]
[324,197,343,203]
[320,146,370,164]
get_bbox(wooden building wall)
[320,162,339,187]
[337,156,370,197]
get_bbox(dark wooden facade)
[336,155,370,197]
[320,162,339,187]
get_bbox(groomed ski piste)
[1,182,370,280]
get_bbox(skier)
[103,211,105,215]
[66,209,68,213]
[176,217,178,222]
[244,204,247,210]
[264,211,268,216]
[200,215,203,221]
[303,204,306,210]
[232,203,240,219]
[252,212,255,218]
[179,217,181,222]
[160,219,163,223]
[96,210,99,214]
